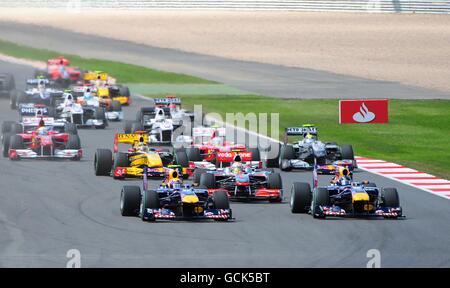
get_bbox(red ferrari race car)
[3,118,82,161]
[35,56,82,88]
[177,126,261,167]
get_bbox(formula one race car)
[83,71,131,106]
[55,92,107,129]
[125,106,176,144]
[34,56,82,88]
[290,166,403,219]
[267,125,356,173]
[176,126,260,167]
[71,85,123,121]
[120,166,232,221]
[12,78,64,109]
[94,132,190,179]
[195,153,283,202]
[2,117,81,160]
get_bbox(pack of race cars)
[1,56,404,222]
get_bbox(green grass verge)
[170,94,450,179]
[0,39,214,84]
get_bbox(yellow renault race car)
[94,132,189,179]
[83,71,131,106]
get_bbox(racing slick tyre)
[1,121,15,134]
[265,143,280,168]
[280,144,295,171]
[9,135,24,155]
[291,182,312,213]
[175,150,189,178]
[120,186,141,217]
[187,147,202,162]
[268,173,283,202]
[66,134,81,150]
[248,148,261,162]
[290,182,312,213]
[95,108,107,129]
[193,169,206,186]
[199,173,216,189]
[9,90,18,109]
[94,149,113,176]
[113,152,130,179]
[2,133,12,157]
[47,107,56,118]
[382,188,400,208]
[10,123,23,134]
[119,86,131,97]
[131,122,144,133]
[123,120,134,134]
[64,123,78,135]
[213,190,230,209]
[268,173,282,189]
[16,91,27,107]
[111,100,122,112]
[313,188,330,219]
[340,144,355,160]
[141,190,160,222]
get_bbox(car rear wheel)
[213,190,230,209]
[187,147,202,162]
[66,134,81,150]
[193,169,206,186]
[94,148,113,176]
[123,120,134,134]
[2,133,12,157]
[248,147,261,162]
[9,90,17,109]
[1,121,15,134]
[280,144,295,171]
[199,173,216,189]
[291,182,312,213]
[120,186,141,216]
[65,123,78,135]
[113,152,130,179]
[340,144,355,160]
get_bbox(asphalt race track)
[0,60,449,267]
[1,21,449,100]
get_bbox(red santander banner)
[339,99,388,124]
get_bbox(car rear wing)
[26,78,50,85]
[19,104,50,117]
[114,132,149,152]
[192,127,226,138]
[216,151,253,163]
[47,57,70,66]
[154,97,181,106]
[284,126,318,143]
[22,116,55,127]
[84,71,108,81]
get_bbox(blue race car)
[120,166,232,222]
[290,166,403,219]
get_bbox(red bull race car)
[120,166,232,221]
[290,166,404,219]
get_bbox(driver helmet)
[338,176,352,186]
[37,120,48,136]
[84,87,93,100]
[211,137,223,146]
[167,170,182,189]
[155,109,165,122]
[231,155,244,174]
[37,80,46,92]
[63,93,74,106]
[304,133,314,143]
